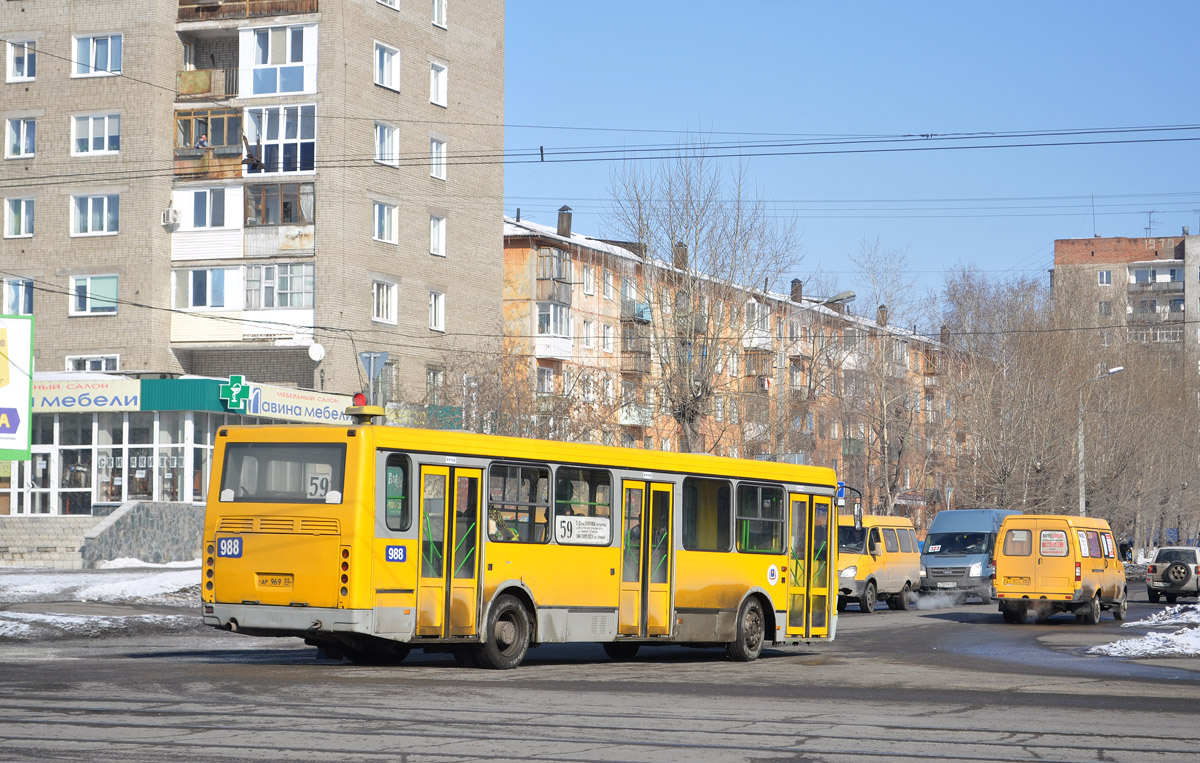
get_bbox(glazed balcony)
[178,0,318,23]
[177,68,238,100]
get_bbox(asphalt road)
[0,592,1197,762]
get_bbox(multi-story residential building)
[1052,231,1199,359]
[0,0,503,515]
[503,209,962,521]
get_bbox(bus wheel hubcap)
[496,620,516,646]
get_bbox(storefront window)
[128,412,153,445]
[60,414,93,446]
[127,446,153,499]
[32,416,53,445]
[193,443,210,502]
[98,412,124,446]
[159,412,185,445]
[160,448,184,501]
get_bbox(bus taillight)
[205,543,215,591]
[340,547,350,597]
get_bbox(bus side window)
[487,463,550,543]
[383,454,410,531]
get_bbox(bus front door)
[417,465,482,638]
[785,494,833,638]
[619,480,673,637]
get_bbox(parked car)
[1145,547,1200,604]
[836,514,921,613]
[920,508,1021,603]
[994,514,1126,624]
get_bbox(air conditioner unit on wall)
[162,207,180,227]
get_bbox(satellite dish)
[308,343,326,362]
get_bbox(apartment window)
[581,319,594,348]
[372,281,397,324]
[429,62,448,106]
[67,355,118,372]
[536,367,554,396]
[374,43,400,91]
[432,0,447,27]
[173,268,226,309]
[744,300,769,332]
[72,114,120,155]
[1171,297,1185,313]
[71,194,119,235]
[4,198,33,238]
[429,291,445,331]
[245,182,313,226]
[70,274,118,315]
[1098,270,1112,286]
[73,35,122,77]
[191,189,226,229]
[378,0,398,8]
[1133,268,1152,284]
[3,278,33,315]
[603,271,613,299]
[176,108,242,151]
[374,122,399,166]
[602,324,613,352]
[429,215,446,256]
[1169,268,1183,283]
[245,105,316,174]
[425,366,444,404]
[6,118,35,158]
[430,138,446,179]
[6,41,36,82]
[714,397,723,422]
[244,263,313,309]
[250,26,310,95]
[582,265,594,295]
[1097,300,1111,317]
[373,201,397,243]
[536,302,570,337]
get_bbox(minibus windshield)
[838,525,867,554]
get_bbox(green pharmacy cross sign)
[220,375,251,412]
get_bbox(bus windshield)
[219,442,347,503]
[838,525,867,555]
[924,532,990,555]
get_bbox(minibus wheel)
[726,597,765,662]
[858,582,877,614]
[1112,592,1128,621]
[476,594,531,669]
[887,583,911,611]
[1001,606,1025,624]
[1081,595,1101,625]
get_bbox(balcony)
[245,225,315,258]
[1127,280,1184,294]
[742,329,771,351]
[621,352,651,375]
[534,335,572,361]
[178,0,318,23]
[619,404,653,428]
[535,278,571,305]
[175,107,244,180]
[674,310,707,336]
[620,299,651,323]
[177,68,238,100]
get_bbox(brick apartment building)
[0,0,503,514]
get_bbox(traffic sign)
[359,352,389,381]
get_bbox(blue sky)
[504,2,1200,298]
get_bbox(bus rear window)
[219,443,347,503]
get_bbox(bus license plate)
[257,574,293,589]
[936,582,957,589]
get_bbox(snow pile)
[0,562,202,642]
[1088,603,1200,658]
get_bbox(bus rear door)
[619,480,673,636]
[417,465,482,638]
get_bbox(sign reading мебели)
[0,316,33,460]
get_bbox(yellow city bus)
[200,413,838,668]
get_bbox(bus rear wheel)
[602,642,640,661]
[727,597,765,662]
[475,594,530,670]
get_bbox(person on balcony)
[195,132,210,149]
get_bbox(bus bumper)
[204,603,371,637]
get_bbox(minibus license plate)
[936,582,957,589]
[258,574,293,589]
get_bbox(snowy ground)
[0,559,202,642]
[1088,604,1200,658]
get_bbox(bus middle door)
[785,494,832,638]
[417,465,482,638]
[619,480,673,636]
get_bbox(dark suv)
[1145,547,1200,604]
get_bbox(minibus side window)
[1101,533,1116,558]
[1085,531,1102,558]
[1003,529,1032,556]
[1040,530,1068,557]
[882,528,899,553]
[897,528,913,553]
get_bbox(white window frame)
[73,34,122,77]
[248,25,311,96]
[602,324,613,352]
[66,354,119,372]
[429,291,445,332]
[536,302,570,338]
[374,122,399,166]
[432,0,447,28]
[3,278,33,315]
[4,198,33,238]
[430,137,446,179]
[6,118,35,159]
[274,263,314,308]
[69,274,118,315]
[429,61,448,107]
[190,188,227,229]
[71,114,120,156]
[429,215,446,257]
[1098,270,1112,286]
[581,319,594,348]
[582,265,594,295]
[71,193,119,236]
[536,366,554,396]
[374,42,400,91]
[244,104,316,175]
[6,40,36,82]
[602,271,613,299]
[377,0,399,8]
[373,201,397,244]
[372,281,397,324]
[173,268,227,310]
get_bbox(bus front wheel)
[476,594,531,670]
[727,597,765,662]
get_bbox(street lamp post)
[1078,366,1124,517]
